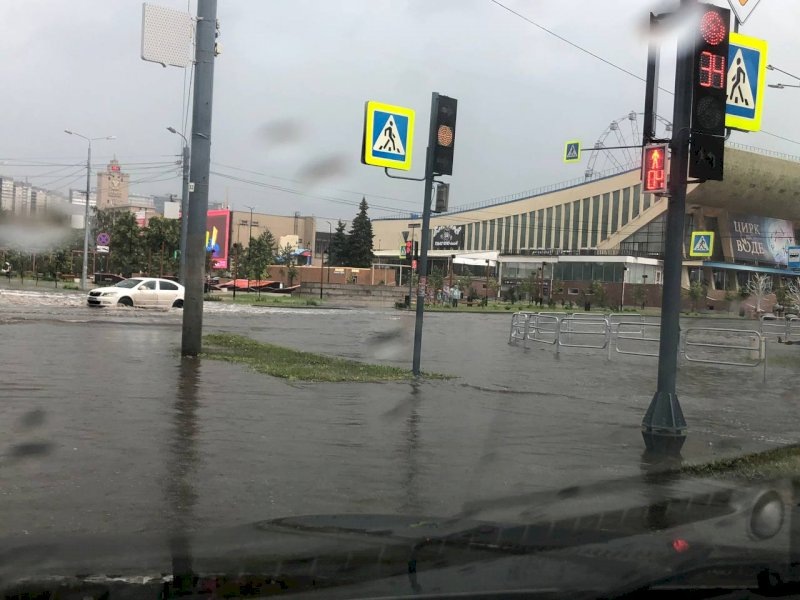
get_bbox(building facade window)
[611,190,620,234]
[529,211,536,248]
[563,203,571,250]
[581,198,590,248]
[571,200,580,250]
[467,223,473,250]
[504,216,512,252]
[481,221,487,250]
[544,207,553,249]
[601,193,610,242]
[537,209,544,248]
[554,205,562,249]
[519,213,527,249]
[621,187,631,227]
[488,220,495,249]
[511,214,519,253]
[590,195,600,247]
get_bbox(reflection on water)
[166,357,201,590]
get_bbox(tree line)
[327,198,374,268]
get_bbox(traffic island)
[201,333,446,382]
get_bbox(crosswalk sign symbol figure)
[373,115,404,155]
[728,51,753,107]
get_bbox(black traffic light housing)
[689,4,730,181]
[432,95,457,176]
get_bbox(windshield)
[114,278,144,289]
[2,1,800,598]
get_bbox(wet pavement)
[1,287,798,539]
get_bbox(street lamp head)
[105,136,117,140]
[64,129,73,135]
[167,126,178,134]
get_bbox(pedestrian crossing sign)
[725,32,767,132]
[564,140,581,163]
[689,231,714,258]
[362,100,415,171]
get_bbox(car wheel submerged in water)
[172,299,183,309]
[117,297,133,307]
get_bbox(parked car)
[86,277,184,309]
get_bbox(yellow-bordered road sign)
[362,101,415,170]
[564,140,581,163]
[689,231,715,258]
[726,32,767,132]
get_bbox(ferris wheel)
[584,111,673,180]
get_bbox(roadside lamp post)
[320,250,327,300]
[325,221,333,283]
[621,266,629,311]
[166,127,190,284]
[64,130,116,290]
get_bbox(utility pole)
[181,0,218,357]
[168,129,191,284]
[64,130,115,290]
[407,224,419,309]
[641,0,693,453]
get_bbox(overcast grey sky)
[1,1,798,221]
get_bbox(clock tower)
[96,158,130,209]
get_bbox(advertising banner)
[432,225,464,250]
[206,209,231,269]
[728,213,796,266]
[789,246,800,271]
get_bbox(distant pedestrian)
[451,287,461,307]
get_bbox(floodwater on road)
[1,290,798,539]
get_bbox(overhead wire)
[487,0,800,148]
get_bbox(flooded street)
[1,288,798,538]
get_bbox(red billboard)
[205,209,231,269]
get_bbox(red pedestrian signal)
[692,5,730,136]
[642,144,669,194]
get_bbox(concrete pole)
[181,0,218,356]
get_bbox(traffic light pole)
[642,0,693,454]
[411,92,440,377]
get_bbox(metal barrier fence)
[790,317,800,343]
[524,314,560,348]
[508,312,530,345]
[684,327,767,383]
[556,316,610,355]
[612,321,661,358]
[509,313,770,382]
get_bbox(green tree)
[279,243,299,286]
[109,211,144,276]
[346,198,374,268]
[588,280,608,308]
[246,229,276,282]
[143,216,180,276]
[428,267,445,303]
[632,284,647,309]
[686,279,707,312]
[329,220,349,267]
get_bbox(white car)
[87,277,184,309]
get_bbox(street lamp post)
[245,205,255,293]
[485,259,491,307]
[620,266,628,311]
[642,273,649,309]
[64,130,115,290]
[167,127,190,284]
[324,221,333,282]
[320,250,327,300]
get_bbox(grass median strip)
[682,445,800,481]
[202,333,443,382]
